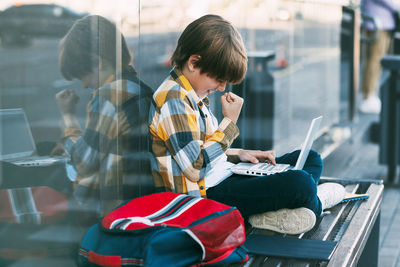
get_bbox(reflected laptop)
[230,116,322,176]
[0,109,68,167]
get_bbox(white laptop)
[230,116,322,176]
[0,108,68,167]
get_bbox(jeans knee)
[308,150,323,167]
[291,170,317,196]
[308,149,322,162]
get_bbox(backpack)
[77,192,248,267]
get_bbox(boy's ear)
[187,55,201,72]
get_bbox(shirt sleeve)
[154,96,239,182]
[226,148,242,164]
[63,95,118,178]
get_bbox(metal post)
[387,70,399,183]
[341,6,361,123]
[351,9,361,123]
[394,32,400,55]
[356,212,380,267]
[381,55,400,184]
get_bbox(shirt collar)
[170,67,210,107]
[96,65,136,89]
[103,74,115,86]
[90,73,115,98]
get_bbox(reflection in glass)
[0,0,343,265]
[56,14,153,216]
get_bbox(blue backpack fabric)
[77,192,248,267]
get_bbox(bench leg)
[357,212,380,267]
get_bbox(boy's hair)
[171,14,247,84]
[59,15,133,81]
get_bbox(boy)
[149,14,344,234]
[56,15,154,218]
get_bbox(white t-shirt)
[203,106,234,189]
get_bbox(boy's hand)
[50,143,66,156]
[56,89,79,115]
[221,92,243,124]
[238,149,276,165]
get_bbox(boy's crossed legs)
[207,150,344,234]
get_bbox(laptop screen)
[293,116,322,170]
[0,109,36,160]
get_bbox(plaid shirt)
[63,67,154,214]
[149,68,239,197]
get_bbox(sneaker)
[248,207,316,235]
[317,182,346,210]
[359,96,381,114]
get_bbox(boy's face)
[80,71,99,89]
[190,68,227,99]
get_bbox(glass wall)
[0,0,343,265]
[135,0,343,152]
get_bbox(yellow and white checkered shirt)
[149,68,239,197]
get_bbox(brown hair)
[171,14,247,84]
[59,15,133,80]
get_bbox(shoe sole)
[249,208,316,235]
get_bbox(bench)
[241,177,384,267]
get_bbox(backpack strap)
[79,248,145,267]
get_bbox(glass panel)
[0,1,141,265]
[0,0,344,264]
[135,0,342,153]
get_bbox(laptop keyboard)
[11,157,66,167]
[259,163,290,173]
[230,162,291,176]
[259,164,275,171]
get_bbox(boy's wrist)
[62,114,80,129]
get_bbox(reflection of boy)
[149,14,345,234]
[56,15,153,217]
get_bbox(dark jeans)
[206,150,323,220]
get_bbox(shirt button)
[200,186,204,190]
